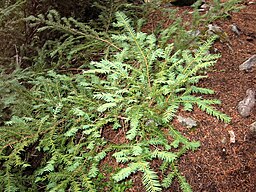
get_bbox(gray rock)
[188,30,200,37]
[230,24,241,36]
[239,55,256,72]
[145,119,156,126]
[200,3,209,10]
[177,115,197,129]
[249,121,256,134]
[207,24,223,35]
[245,121,256,140]
[237,89,256,118]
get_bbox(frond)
[140,161,162,192]
[183,102,194,111]
[146,139,171,150]
[94,151,107,162]
[177,173,193,192]
[71,181,82,192]
[82,176,96,192]
[126,115,140,140]
[190,86,215,94]
[168,127,189,148]
[0,5,234,192]
[66,162,80,172]
[3,166,19,192]
[197,100,231,123]
[163,105,179,123]
[132,145,143,156]
[88,164,99,178]
[152,150,177,163]
[97,102,117,112]
[114,12,134,36]
[162,171,176,188]
[184,141,200,151]
[113,163,141,182]
[112,150,131,163]
[37,156,56,175]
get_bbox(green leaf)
[162,171,176,188]
[126,117,140,140]
[97,102,117,112]
[113,163,141,182]
[152,150,177,163]
[178,174,192,192]
[139,161,162,192]
[163,105,179,123]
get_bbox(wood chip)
[228,130,236,143]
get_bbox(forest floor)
[129,0,256,191]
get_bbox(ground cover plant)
[0,0,243,191]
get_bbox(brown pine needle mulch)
[170,1,256,191]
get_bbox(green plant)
[192,0,243,26]
[27,1,143,71]
[95,165,133,191]
[0,10,231,192]
[0,67,31,125]
[0,0,27,66]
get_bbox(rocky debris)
[207,24,229,43]
[198,0,208,12]
[245,121,256,140]
[188,29,200,37]
[221,136,227,144]
[239,55,256,72]
[249,122,256,135]
[237,89,256,118]
[207,24,222,35]
[230,24,241,36]
[145,119,157,126]
[177,115,197,129]
[200,2,208,10]
[248,1,256,5]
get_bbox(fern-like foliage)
[26,0,143,71]
[0,0,27,67]
[0,6,234,192]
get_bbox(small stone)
[207,24,222,35]
[245,121,256,140]
[249,122,256,134]
[230,24,241,35]
[188,30,200,37]
[207,24,229,42]
[228,130,236,143]
[248,1,256,5]
[239,55,256,72]
[177,115,197,129]
[145,119,157,127]
[221,136,227,144]
[200,3,208,9]
[237,89,256,118]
